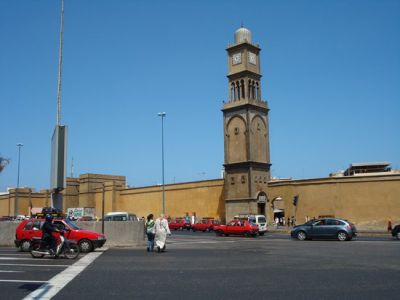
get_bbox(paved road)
[2,232,399,299]
[0,247,82,299]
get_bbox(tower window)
[248,80,251,99]
[256,82,260,100]
[240,80,245,99]
[230,83,235,101]
[236,81,241,100]
[234,127,239,135]
[241,175,246,183]
[230,176,235,185]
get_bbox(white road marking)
[0,279,46,283]
[23,249,107,300]
[0,257,54,261]
[0,270,24,273]
[0,263,69,267]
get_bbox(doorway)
[257,192,266,215]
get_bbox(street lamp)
[15,143,23,216]
[158,112,166,215]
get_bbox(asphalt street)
[1,231,399,299]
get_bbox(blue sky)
[1,0,399,192]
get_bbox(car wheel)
[192,228,196,232]
[259,232,265,236]
[20,240,31,252]
[396,232,400,240]
[297,231,307,241]
[337,231,348,241]
[79,239,93,253]
[244,231,251,237]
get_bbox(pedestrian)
[275,217,279,229]
[145,214,156,252]
[388,219,393,232]
[155,214,171,252]
[287,217,290,227]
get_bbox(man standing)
[155,214,171,252]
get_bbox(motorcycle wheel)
[31,244,45,258]
[64,244,80,259]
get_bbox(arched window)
[251,80,255,99]
[256,82,260,100]
[240,80,245,99]
[248,80,251,99]
[231,83,235,101]
[236,81,241,100]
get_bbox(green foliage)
[0,155,10,173]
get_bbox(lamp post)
[158,112,166,215]
[15,143,23,216]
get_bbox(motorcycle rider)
[42,214,60,256]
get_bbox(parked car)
[191,218,220,232]
[103,212,138,221]
[15,217,106,252]
[214,219,259,237]
[169,218,191,230]
[391,224,400,240]
[77,216,95,222]
[291,218,357,241]
[235,214,268,236]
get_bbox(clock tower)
[222,27,271,221]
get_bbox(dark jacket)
[42,220,57,238]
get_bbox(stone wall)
[1,173,399,230]
[267,174,400,230]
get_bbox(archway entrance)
[272,197,285,226]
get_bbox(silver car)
[291,218,357,241]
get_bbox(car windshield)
[258,217,266,223]
[65,218,80,230]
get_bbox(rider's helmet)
[45,214,53,222]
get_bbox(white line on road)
[0,280,46,283]
[0,270,24,273]
[0,263,69,267]
[23,249,107,300]
[0,257,55,261]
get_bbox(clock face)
[248,52,256,65]
[232,52,242,65]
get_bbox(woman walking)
[145,214,156,252]
[155,214,171,252]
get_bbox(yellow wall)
[1,173,399,230]
[108,179,225,220]
[267,174,400,229]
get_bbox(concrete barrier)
[0,222,20,247]
[0,221,145,248]
[78,221,145,247]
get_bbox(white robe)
[155,218,171,249]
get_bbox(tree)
[0,155,10,173]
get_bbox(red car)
[214,219,259,237]
[169,218,191,230]
[192,218,220,232]
[15,217,106,253]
